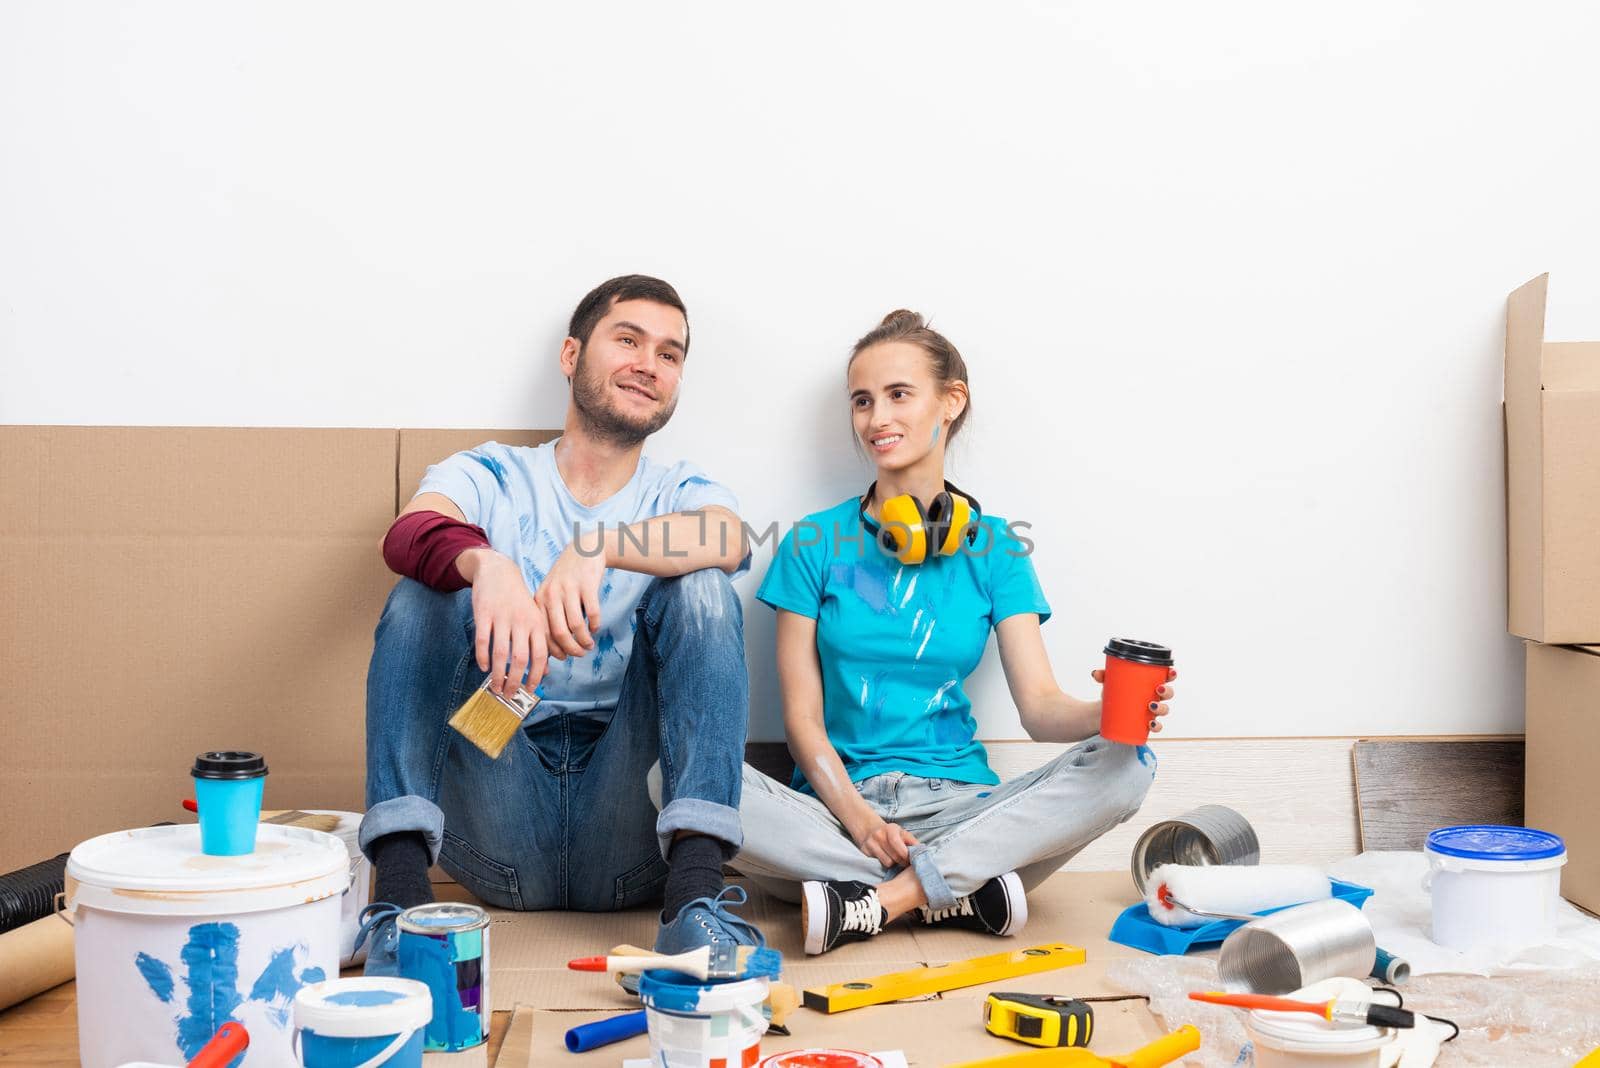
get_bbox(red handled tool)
[187,1022,249,1067]
[1189,991,1414,1028]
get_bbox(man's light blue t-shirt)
[418,439,743,724]
[756,497,1051,792]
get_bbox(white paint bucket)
[1424,825,1566,952]
[293,978,432,1067]
[638,969,769,1068]
[1246,1008,1389,1068]
[303,810,372,966]
[68,823,348,1068]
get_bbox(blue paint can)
[293,978,431,1067]
[396,903,490,1053]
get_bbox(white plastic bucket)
[1246,1008,1389,1068]
[293,978,432,1067]
[68,823,348,1068]
[638,969,769,1068]
[1423,825,1567,952]
[303,810,372,966]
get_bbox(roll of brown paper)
[0,912,75,1010]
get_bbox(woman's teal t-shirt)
[756,497,1052,792]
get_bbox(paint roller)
[1144,863,1331,927]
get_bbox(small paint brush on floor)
[570,943,782,982]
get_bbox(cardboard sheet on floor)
[463,870,1148,1014]
[521,998,1165,1066]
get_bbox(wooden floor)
[0,981,514,1065]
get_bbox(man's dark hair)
[567,275,689,354]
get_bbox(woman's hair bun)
[879,308,924,329]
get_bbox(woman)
[734,310,1176,955]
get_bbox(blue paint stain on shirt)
[1136,745,1157,770]
[472,453,510,489]
[828,561,891,614]
[135,952,174,1002]
[590,631,617,679]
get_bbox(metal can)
[397,902,491,1052]
[1130,805,1260,894]
[1217,898,1377,994]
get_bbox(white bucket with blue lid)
[67,823,347,1068]
[1423,825,1567,951]
[293,978,432,1067]
[638,968,769,1068]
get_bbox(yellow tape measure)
[802,943,1086,1014]
[984,992,1093,1048]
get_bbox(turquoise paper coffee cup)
[191,751,268,855]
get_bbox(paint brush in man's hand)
[568,943,782,982]
[448,678,540,759]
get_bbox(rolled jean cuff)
[909,844,957,911]
[657,798,744,862]
[359,795,445,865]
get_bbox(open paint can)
[396,903,490,1054]
[757,1053,884,1068]
[293,977,432,1067]
[67,823,347,1067]
[1130,805,1260,894]
[1245,1008,1388,1068]
[639,968,769,1068]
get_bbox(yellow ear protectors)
[860,481,982,564]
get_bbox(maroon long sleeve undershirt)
[381,509,491,592]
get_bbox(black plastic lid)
[1103,638,1173,666]
[191,751,268,780]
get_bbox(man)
[355,275,760,970]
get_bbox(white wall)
[5,1,1600,741]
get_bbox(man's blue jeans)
[359,569,748,912]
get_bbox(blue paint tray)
[1108,879,1375,955]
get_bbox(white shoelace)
[922,896,975,924]
[841,891,883,935]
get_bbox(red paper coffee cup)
[1101,638,1174,745]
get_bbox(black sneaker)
[915,871,1027,936]
[800,880,886,955]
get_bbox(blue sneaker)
[654,886,766,956]
[353,902,404,976]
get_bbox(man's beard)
[570,347,677,447]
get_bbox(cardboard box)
[0,425,552,874]
[1524,640,1600,914]
[1505,274,1600,643]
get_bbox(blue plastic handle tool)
[565,1009,648,1052]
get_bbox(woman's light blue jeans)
[730,738,1156,910]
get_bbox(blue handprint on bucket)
[134,921,326,1062]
